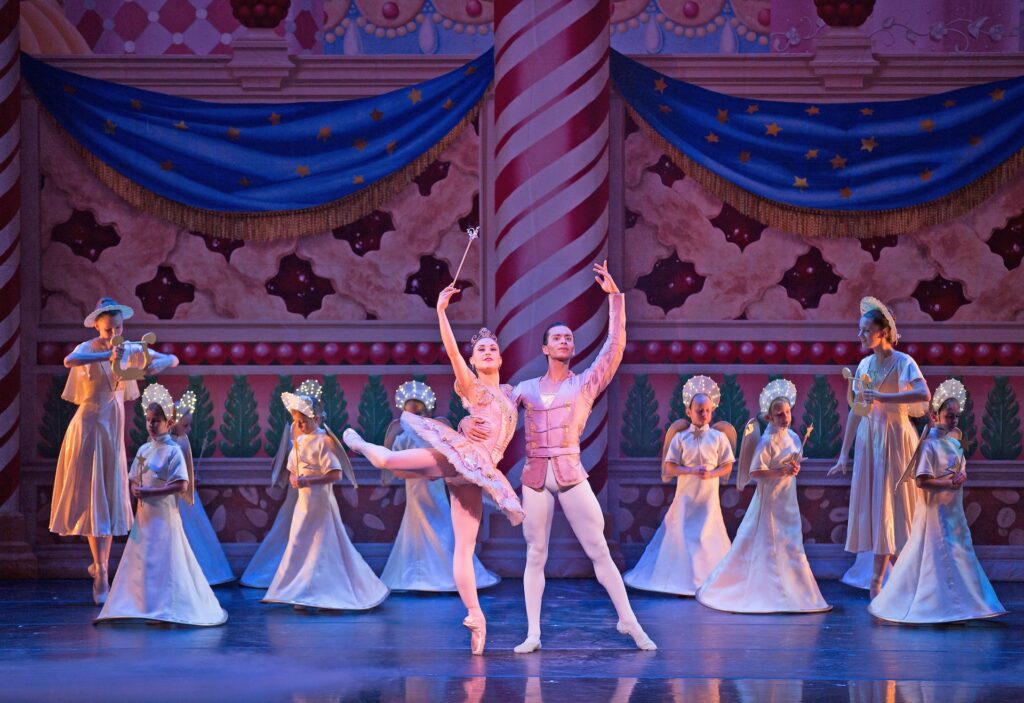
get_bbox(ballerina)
[263,391,387,611]
[869,379,1006,624]
[827,297,930,599]
[343,284,525,655]
[696,379,830,614]
[49,297,178,605]
[380,380,500,593]
[624,375,735,598]
[95,398,227,626]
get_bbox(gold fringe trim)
[626,105,1024,238]
[51,99,485,241]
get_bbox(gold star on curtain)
[943,99,957,108]
[705,132,719,143]
[830,154,847,169]
[227,127,241,141]
[317,127,332,142]
[370,108,384,121]
[658,104,672,114]
[716,108,729,124]
[765,122,782,136]
[130,99,142,110]
[269,112,281,126]
[654,78,667,93]
[804,149,819,159]
[919,169,933,181]
[104,119,117,135]
[465,65,477,76]
[920,118,935,132]
[746,104,759,114]
[990,88,1005,101]
[63,84,76,94]
[860,107,874,116]
[296,165,310,178]
[793,176,809,189]
[409,88,423,105]
[239,177,251,187]
[805,106,820,116]
[353,138,367,151]
[353,175,365,184]
[738,151,751,163]
[968,135,982,147]
[160,160,173,171]
[443,98,455,110]
[860,137,879,152]
[840,187,853,199]
[174,120,188,131]
[386,140,397,154]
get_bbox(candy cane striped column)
[493,0,612,491]
[0,0,31,577]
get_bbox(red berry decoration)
[276,343,298,365]
[644,341,664,363]
[38,342,61,365]
[668,341,689,363]
[181,343,203,365]
[738,341,758,364]
[808,342,829,364]
[299,342,322,365]
[683,1,699,19]
[322,342,344,365]
[414,342,436,365]
[757,8,771,27]
[231,0,292,35]
[157,342,179,358]
[465,0,483,18]
[973,343,995,366]
[346,343,368,365]
[902,342,921,361]
[391,342,413,365]
[785,342,804,365]
[996,343,1019,367]
[229,343,250,365]
[714,341,735,364]
[761,341,784,364]
[252,342,274,365]
[925,343,946,365]
[690,341,713,364]
[369,342,390,365]
[832,341,853,364]
[381,1,400,20]
[205,343,228,365]
[814,0,875,27]
[948,343,971,366]
[623,341,640,364]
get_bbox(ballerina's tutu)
[400,406,524,526]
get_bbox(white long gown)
[840,551,891,590]
[624,425,734,596]
[263,429,389,610]
[240,485,297,588]
[96,435,227,626]
[381,429,499,592]
[697,426,830,613]
[173,436,233,586]
[869,430,1005,624]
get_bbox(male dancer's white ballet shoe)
[463,615,487,655]
[617,621,657,651]
[87,563,108,605]
[513,635,542,654]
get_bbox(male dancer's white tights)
[516,462,655,652]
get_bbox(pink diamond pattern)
[113,2,150,41]
[160,0,197,34]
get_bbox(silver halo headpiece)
[932,378,967,413]
[759,378,798,418]
[141,383,175,422]
[682,375,721,410]
[395,380,437,413]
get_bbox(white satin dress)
[96,435,227,626]
[380,429,499,592]
[697,426,830,613]
[240,485,298,588]
[263,429,389,610]
[173,436,234,586]
[624,425,734,596]
[869,430,1005,624]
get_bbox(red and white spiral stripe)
[493,0,611,490]
[0,0,21,513]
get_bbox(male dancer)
[468,261,655,652]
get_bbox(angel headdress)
[141,382,196,505]
[735,379,810,491]
[681,375,722,409]
[661,376,736,483]
[898,378,968,489]
[273,380,358,490]
[381,380,450,485]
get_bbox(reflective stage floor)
[0,578,1021,702]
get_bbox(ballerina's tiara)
[682,375,721,409]
[395,380,437,412]
[860,296,900,343]
[759,378,797,417]
[470,327,498,347]
[932,378,967,413]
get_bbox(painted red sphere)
[668,340,689,363]
[276,343,298,365]
[714,341,735,364]
[322,342,344,365]
[737,341,758,364]
[644,341,664,363]
[229,343,250,365]
[369,342,390,365]
[38,342,61,365]
[996,343,1019,367]
[808,342,829,364]
[299,342,321,365]
[252,342,274,365]
[414,342,436,365]
[381,2,400,20]
[157,342,179,358]
[690,341,713,364]
[683,1,700,19]
[973,343,995,366]
[902,342,921,361]
[181,343,204,365]
[391,342,413,365]
[757,9,771,26]
[925,343,946,365]
[832,341,854,364]
[785,342,804,364]
[465,0,483,18]
[346,343,368,365]
[761,341,784,364]
[623,341,640,364]
[205,343,228,365]
[949,343,971,366]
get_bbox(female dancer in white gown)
[95,399,227,626]
[869,379,1005,624]
[624,375,734,596]
[344,285,526,655]
[263,392,388,611]
[828,297,930,599]
[50,298,178,605]
[697,379,830,613]
[380,380,499,592]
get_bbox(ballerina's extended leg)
[342,429,446,479]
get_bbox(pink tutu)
[401,412,525,526]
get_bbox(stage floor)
[0,578,1021,702]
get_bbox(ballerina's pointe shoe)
[617,621,657,651]
[463,616,486,656]
[341,428,361,451]
[87,564,108,606]
[513,636,541,654]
